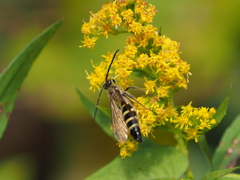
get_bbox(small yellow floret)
[198,119,211,130]
[80,36,98,49]
[210,119,216,125]
[181,102,193,116]
[173,114,192,130]
[185,128,200,142]
[120,146,130,159]
[144,78,156,94]
[129,21,143,34]
[126,140,138,152]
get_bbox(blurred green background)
[0,0,240,179]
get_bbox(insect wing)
[110,98,129,143]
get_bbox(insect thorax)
[107,85,123,102]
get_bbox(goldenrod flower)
[144,78,156,94]
[85,60,108,92]
[121,9,134,23]
[80,36,98,49]
[81,0,217,158]
[117,138,138,158]
[156,86,170,98]
[129,21,143,34]
[185,128,200,143]
[198,119,211,130]
[154,35,166,47]
[209,107,216,116]
[116,0,128,7]
[210,119,216,125]
[173,114,192,130]
[126,140,138,152]
[181,101,193,116]
[137,53,149,68]
[120,146,130,159]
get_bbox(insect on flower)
[94,50,149,143]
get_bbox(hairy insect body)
[94,50,146,143]
[107,85,122,102]
[107,82,142,142]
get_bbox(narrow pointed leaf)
[213,115,240,169]
[211,89,231,129]
[202,166,239,180]
[0,19,63,138]
[98,106,111,118]
[217,173,240,180]
[76,89,113,139]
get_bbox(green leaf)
[202,166,239,180]
[98,106,111,118]
[131,68,155,80]
[86,140,188,180]
[211,89,231,130]
[217,173,240,180]
[0,19,63,139]
[76,89,114,139]
[198,134,214,170]
[213,115,240,170]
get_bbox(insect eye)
[107,80,112,85]
[104,79,112,89]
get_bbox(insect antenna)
[105,49,119,81]
[93,49,119,121]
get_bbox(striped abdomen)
[121,102,142,142]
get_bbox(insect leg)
[122,91,151,111]
[93,85,105,121]
[124,86,145,92]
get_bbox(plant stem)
[168,124,194,179]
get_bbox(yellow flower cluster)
[135,99,216,140]
[175,102,216,142]
[81,0,157,49]
[117,139,139,158]
[81,0,217,158]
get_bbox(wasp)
[94,49,149,143]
